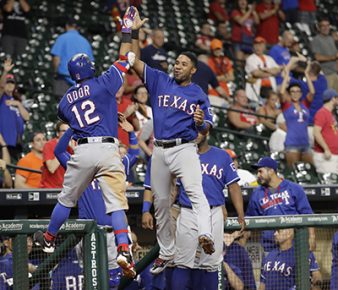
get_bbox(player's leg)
[168,143,214,254]
[191,269,205,290]
[95,143,134,278]
[197,207,224,289]
[171,268,192,290]
[34,146,96,253]
[150,146,176,273]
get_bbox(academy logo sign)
[0,223,23,232]
[279,216,303,224]
[60,222,86,231]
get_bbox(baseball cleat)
[150,257,172,275]
[117,250,136,279]
[199,235,215,255]
[33,230,55,253]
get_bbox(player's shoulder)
[282,179,303,192]
[251,185,265,196]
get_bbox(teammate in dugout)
[172,132,245,290]
[130,8,242,274]
[246,157,316,253]
[33,7,146,278]
[54,114,139,287]
[259,228,322,290]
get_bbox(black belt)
[154,139,191,149]
[77,136,116,145]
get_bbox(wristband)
[132,29,139,40]
[142,201,152,213]
[196,121,207,132]
[121,33,132,43]
[1,145,7,148]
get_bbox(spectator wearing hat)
[51,18,94,99]
[246,156,316,253]
[0,59,29,161]
[15,132,46,189]
[207,38,234,100]
[255,0,284,45]
[1,0,31,59]
[245,36,281,103]
[311,18,338,92]
[313,89,338,174]
[230,0,259,62]
[226,149,257,187]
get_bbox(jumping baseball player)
[246,157,315,253]
[259,228,321,290]
[172,132,245,290]
[331,231,338,289]
[53,114,139,284]
[33,7,145,278]
[130,9,216,274]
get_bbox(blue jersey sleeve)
[54,128,73,169]
[293,184,313,214]
[199,93,213,127]
[127,132,140,157]
[223,152,240,186]
[309,252,319,272]
[97,65,124,97]
[143,65,168,100]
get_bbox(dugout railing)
[0,219,109,290]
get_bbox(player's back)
[57,65,124,140]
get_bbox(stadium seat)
[292,162,320,185]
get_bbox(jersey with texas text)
[178,147,239,207]
[260,247,319,290]
[143,65,213,141]
[57,65,124,140]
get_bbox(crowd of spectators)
[0,0,337,190]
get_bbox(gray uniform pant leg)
[151,146,176,259]
[168,143,212,237]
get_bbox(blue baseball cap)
[251,157,278,171]
[323,88,338,101]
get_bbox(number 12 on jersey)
[71,100,100,128]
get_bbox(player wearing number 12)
[33,8,141,278]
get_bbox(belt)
[154,138,191,149]
[77,136,116,145]
[180,204,219,210]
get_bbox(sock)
[111,210,129,250]
[46,202,71,239]
[172,267,192,290]
[202,270,218,290]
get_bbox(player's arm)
[54,128,73,170]
[142,189,154,230]
[223,262,244,290]
[228,182,245,232]
[130,8,148,79]
[311,270,322,290]
[258,283,265,290]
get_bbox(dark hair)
[29,131,45,142]
[134,84,147,96]
[287,83,302,93]
[179,51,198,68]
[318,17,330,24]
[310,61,321,76]
[55,120,67,132]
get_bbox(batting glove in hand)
[121,6,136,34]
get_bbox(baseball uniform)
[331,231,338,289]
[143,63,214,260]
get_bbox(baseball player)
[331,231,338,289]
[246,157,315,253]
[33,7,144,278]
[131,9,216,273]
[53,115,140,284]
[51,249,84,290]
[259,228,321,290]
[172,132,245,290]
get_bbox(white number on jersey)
[71,100,100,128]
[65,275,84,289]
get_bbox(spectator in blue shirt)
[51,18,94,99]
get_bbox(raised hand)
[118,112,134,132]
[121,6,137,34]
[132,7,149,30]
[193,105,204,126]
